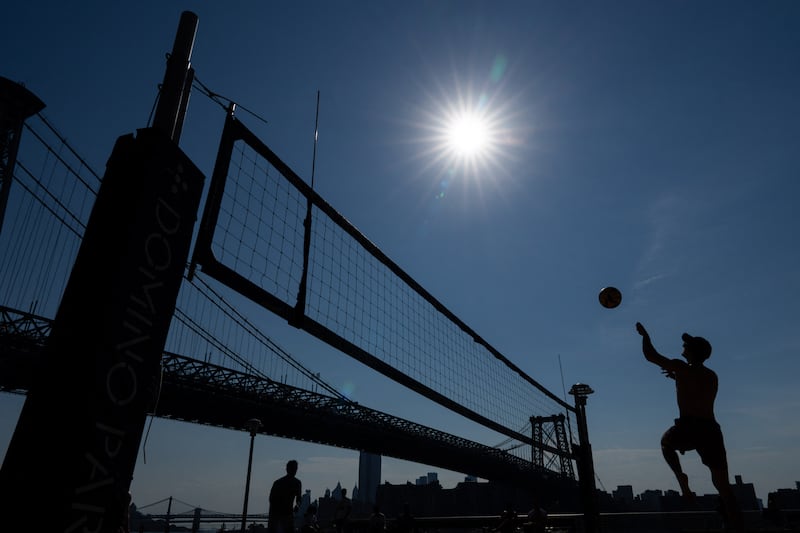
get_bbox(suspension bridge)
[0,11,598,532]
[135,496,269,528]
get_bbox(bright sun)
[426,92,513,179]
[412,81,521,184]
[446,112,491,157]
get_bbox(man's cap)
[682,332,712,360]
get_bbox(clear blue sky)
[2,0,799,513]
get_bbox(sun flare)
[408,75,526,190]
[421,92,515,181]
[439,107,499,168]
[446,112,492,157]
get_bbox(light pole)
[241,418,262,533]
[569,383,598,533]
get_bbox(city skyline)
[2,1,798,514]
[299,469,794,505]
[129,465,795,518]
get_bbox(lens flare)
[340,381,356,399]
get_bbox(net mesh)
[198,116,576,445]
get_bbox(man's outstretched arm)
[636,322,677,371]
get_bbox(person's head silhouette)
[681,332,712,363]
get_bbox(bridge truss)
[0,305,573,491]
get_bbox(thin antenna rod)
[291,90,320,325]
[310,90,320,189]
[559,353,576,444]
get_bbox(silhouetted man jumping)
[635,322,743,531]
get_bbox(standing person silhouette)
[635,322,743,531]
[268,460,302,533]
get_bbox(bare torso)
[673,361,718,419]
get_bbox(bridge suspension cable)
[136,496,175,510]
[493,421,532,449]
[188,272,345,398]
[29,113,102,185]
[1,112,98,316]
[136,495,237,517]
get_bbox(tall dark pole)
[152,10,198,143]
[165,496,173,533]
[570,383,599,533]
[241,418,263,532]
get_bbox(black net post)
[0,126,205,531]
[570,383,599,533]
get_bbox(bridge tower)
[530,414,575,479]
[0,76,45,235]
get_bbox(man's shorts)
[663,416,728,470]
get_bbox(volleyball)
[598,286,622,309]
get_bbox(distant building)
[768,482,800,510]
[731,474,759,510]
[317,481,360,526]
[639,489,663,511]
[598,474,761,514]
[659,490,684,512]
[416,472,439,486]
[376,479,548,518]
[299,489,313,515]
[358,451,381,505]
[612,485,633,506]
